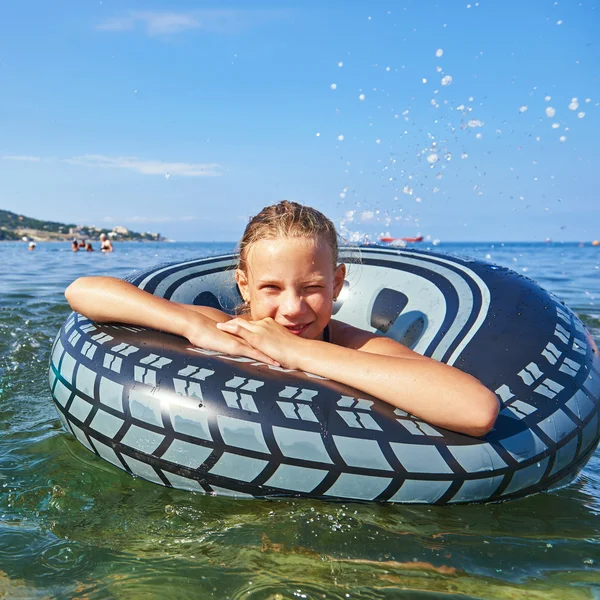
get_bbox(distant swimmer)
[71,240,79,252]
[99,233,114,252]
[85,241,94,252]
[28,241,36,251]
[592,240,600,247]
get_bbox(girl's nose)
[280,291,305,317]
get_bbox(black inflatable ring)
[49,247,600,504]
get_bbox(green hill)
[0,209,75,240]
[0,209,165,242]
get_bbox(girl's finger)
[216,321,239,333]
[229,340,279,366]
[217,321,255,341]
[214,326,278,366]
[218,319,252,331]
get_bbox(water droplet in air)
[546,106,556,118]
[359,94,366,101]
[164,173,171,180]
[330,83,337,90]
[568,98,579,110]
[577,112,585,118]
[337,134,344,141]
[435,48,444,58]
[519,106,528,113]
[338,61,343,67]
[559,136,566,142]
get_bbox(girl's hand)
[216,317,306,370]
[184,313,280,366]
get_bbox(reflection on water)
[0,241,598,598]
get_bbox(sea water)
[1,240,598,599]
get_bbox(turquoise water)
[1,240,599,599]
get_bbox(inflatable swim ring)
[48,247,600,504]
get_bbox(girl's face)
[236,236,345,340]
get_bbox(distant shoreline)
[0,208,167,242]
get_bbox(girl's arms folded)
[66,276,498,437]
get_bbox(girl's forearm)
[66,278,281,367]
[65,276,196,338]
[295,339,499,437]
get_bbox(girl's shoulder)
[329,319,422,359]
[329,319,375,349]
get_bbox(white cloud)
[63,154,223,177]
[97,12,199,35]
[96,9,289,37]
[2,155,41,162]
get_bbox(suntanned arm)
[297,323,499,437]
[65,276,279,365]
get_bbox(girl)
[66,201,499,437]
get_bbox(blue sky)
[0,1,598,241]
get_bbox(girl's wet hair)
[237,200,339,273]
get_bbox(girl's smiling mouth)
[284,323,310,335]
